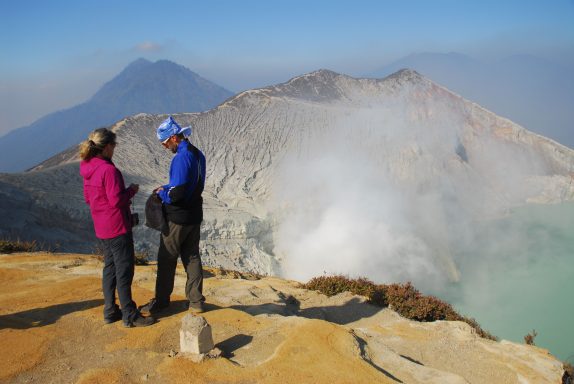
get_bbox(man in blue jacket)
[141,116,207,314]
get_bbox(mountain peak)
[113,59,181,79]
[0,59,234,172]
[125,57,152,70]
[385,68,424,82]
[89,59,233,106]
[153,59,186,70]
[220,69,349,106]
[259,69,347,102]
[224,68,429,107]
[287,69,344,84]
[306,68,341,78]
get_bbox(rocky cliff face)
[1,69,573,281]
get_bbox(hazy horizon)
[1,0,573,141]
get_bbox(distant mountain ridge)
[0,59,234,172]
[369,52,574,148]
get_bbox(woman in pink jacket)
[79,128,154,327]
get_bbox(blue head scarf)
[156,116,192,142]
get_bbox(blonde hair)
[79,128,117,160]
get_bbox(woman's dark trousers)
[100,232,138,322]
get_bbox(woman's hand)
[129,183,139,194]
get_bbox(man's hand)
[129,183,139,194]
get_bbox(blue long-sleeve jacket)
[159,140,206,225]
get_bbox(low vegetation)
[563,362,573,384]
[303,275,497,340]
[0,238,38,254]
[92,245,150,266]
[521,329,572,383]
[524,329,538,345]
[134,251,150,266]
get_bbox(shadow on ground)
[231,293,382,325]
[0,299,103,330]
[148,300,224,321]
[216,334,254,358]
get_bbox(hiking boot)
[103,310,123,325]
[138,298,169,315]
[188,301,205,314]
[123,314,155,328]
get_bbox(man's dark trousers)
[100,232,137,322]
[155,222,204,306]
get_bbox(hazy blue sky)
[1,0,573,136]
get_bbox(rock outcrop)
[179,314,215,356]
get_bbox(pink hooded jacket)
[80,157,135,239]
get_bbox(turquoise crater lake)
[444,202,574,362]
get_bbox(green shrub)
[303,275,497,341]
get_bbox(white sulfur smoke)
[272,148,446,291]
[268,97,553,295]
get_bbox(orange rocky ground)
[0,252,565,384]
